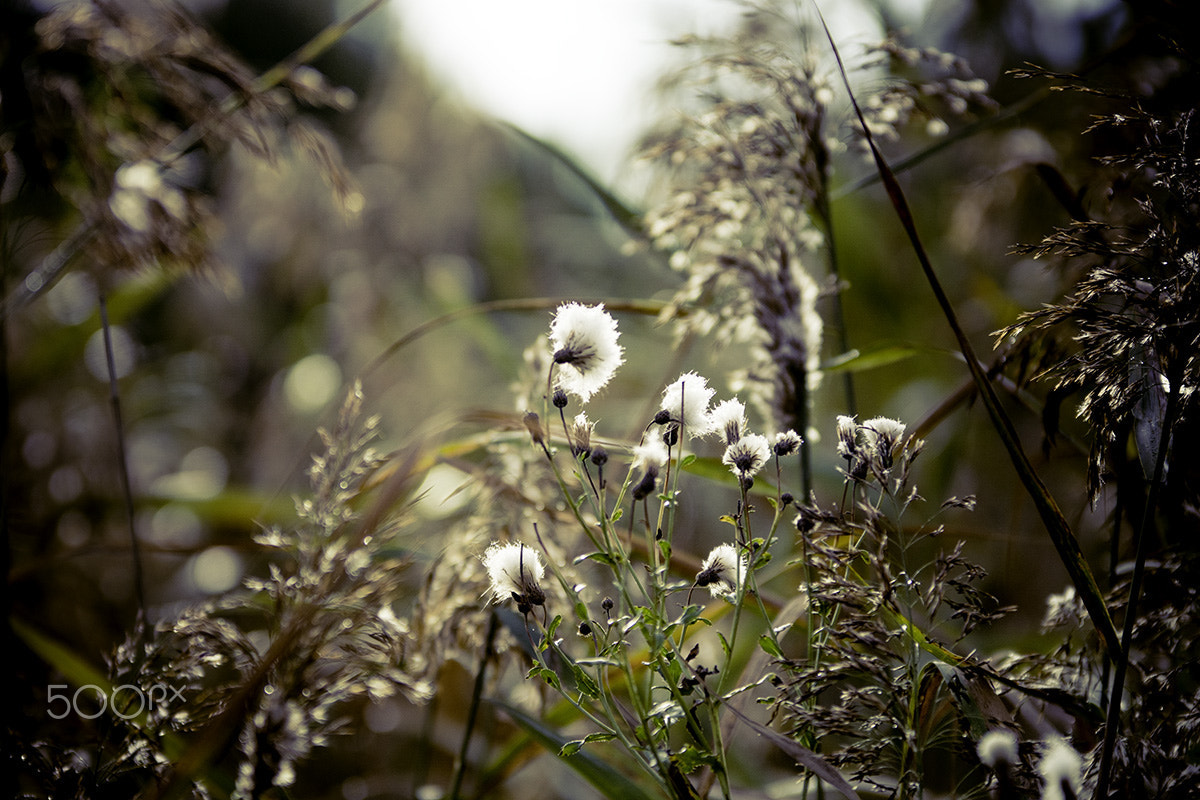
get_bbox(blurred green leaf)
[821,343,925,373]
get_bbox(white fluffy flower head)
[862,416,907,467]
[481,541,545,608]
[773,429,803,456]
[722,433,771,479]
[696,544,746,600]
[549,303,624,402]
[977,728,1019,768]
[660,372,716,436]
[1037,738,1082,800]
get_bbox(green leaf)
[575,551,617,567]
[495,702,658,800]
[562,657,601,700]
[682,456,777,495]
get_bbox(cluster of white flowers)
[836,414,908,478]
[493,304,816,613]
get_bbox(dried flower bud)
[523,411,545,446]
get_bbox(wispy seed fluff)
[570,412,595,457]
[481,542,545,607]
[709,398,748,446]
[549,302,624,402]
[631,436,670,500]
[660,372,716,436]
[696,544,746,600]
[722,433,771,479]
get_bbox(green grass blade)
[493,701,661,800]
[10,617,206,772]
[813,1,1121,663]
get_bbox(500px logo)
[47,684,186,720]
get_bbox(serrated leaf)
[759,634,784,659]
[560,732,618,758]
[674,744,721,774]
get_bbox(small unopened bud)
[523,411,545,446]
[652,409,671,425]
[662,426,679,447]
[552,389,568,409]
[601,597,614,612]
[590,445,608,466]
[780,492,794,506]
[633,471,657,500]
[578,621,592,637]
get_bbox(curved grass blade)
[494,701,661,800]
[812,0,1120,663]
[721,702,861,800]
[11,617,231,791]
[502,123,645,237]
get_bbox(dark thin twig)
[812,0,1121,663]
[450,611,499,800]
[1095,370,1179,799]
[99,292,145,617]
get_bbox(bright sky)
[388,0,891,184]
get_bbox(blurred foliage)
[3,0,1197,797]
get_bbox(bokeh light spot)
[189,546,242,594]
[284,353,342,414]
